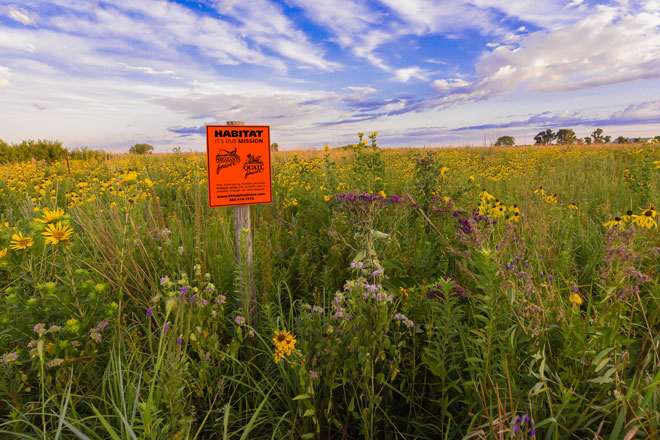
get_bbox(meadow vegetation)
[1,137,660,439]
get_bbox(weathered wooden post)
[205,121,272,327]
[226,121,256,324]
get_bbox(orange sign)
[205,125,272,207]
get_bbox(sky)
[1,0,660,151]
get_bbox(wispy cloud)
[453,100,660,131]
[4,5,36,25]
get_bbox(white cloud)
[0,66,10,87]
[344,86,377,95]
[118,63,176,76]
[394,66,429,83]
[5,5,36,26]
[431,78,470,93]
[419,5,660,111]
[609,100,660,124]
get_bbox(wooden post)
[64,149,72,176]
[227,121,257,325]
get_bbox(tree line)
[495,129,660,147]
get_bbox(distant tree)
[604,136,612,143]
[534,129,556,145]
[270,142,279,152]
[633,137,643,143]
[591,128,606,144]
[615,136,628,144]
[495,136,515,146]
[556,129,577,145]
[129,143,154,154]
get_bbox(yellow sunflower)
[42,222,74,245]
[603,217,624,231]
[10,232,34,250]
[272,329,297,356]
[35,207,65,224]
[0,247,7,258]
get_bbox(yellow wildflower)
[569,293,583,306]
[10,232,34,250]
[0,247,7,258]
[603,217,624,231]
[42,222,74,245]
[36,207,65,224]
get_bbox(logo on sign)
[216,148,240,174]
[243,154,264,179]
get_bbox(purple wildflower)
[146,309,153,317]
[235,316,246,326]
[160,276,169,285]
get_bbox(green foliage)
[129,143,154,154]
[1,142,660,438]
[0,139,66,164]
[495,135,515,146]
[555,128,577,145]
[534,129,555,145]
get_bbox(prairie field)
[1,141,660,439]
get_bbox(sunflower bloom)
[603,217,624,231]
[633,205,658,229]
[0,247,7,258]
[42,222,74,245]
[272,329,297,356]
[10,232,34,250]
[36,207,65,224]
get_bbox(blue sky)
[1,0,659,151]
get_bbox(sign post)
[205,121,272,326]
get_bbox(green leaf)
[303,409,315,417]
[293,393,311,401]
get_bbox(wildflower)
[309,369,319,380]
[603,216,625,231]
[0,247,7,259]
[10,232,34,250]
[177,335,183,345]
[33,323,47,336]
[273,349,284,363]
[235,315,246,326]
[569,203,578,209]
[160,276,170,285]
[2,352,19,364]
[534,186,544,196]
[544,194,557,204]
[633,205,658,229]
[272,329,296,355]
[35,207,65,224]
[47,358,64,368]
[622,210,633,223]
[146,309,153,317]
[89,330,102,342]
[569,292,583,306]
[42,221,74,245]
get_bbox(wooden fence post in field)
[226,121,257,325]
